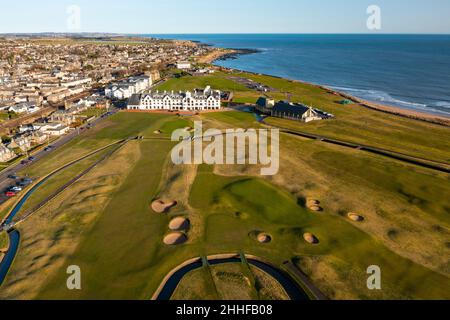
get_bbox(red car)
[5,191,16,197]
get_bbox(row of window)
[128,106,220,111]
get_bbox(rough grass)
[0,141,142,299]
[188,171,450,299]
[171,262,289,300]
[35,140,176,299]
[250,265,290,300]
[0,231,8,250]
[13,148,114,219]
[171,266,219,300]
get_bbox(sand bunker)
[308,205,323,212]
[184,127,194,132]
[303,233,319,245]
[151,199,178,213]
[307,199,323,212]
[153,130,162,134]
[307,199,320,206]
[348,212,365,222]
[169,217,190,231]
[163,232,188,245]
[257,233,272,244]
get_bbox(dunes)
[163,232,188,246]
[151,199,178,213]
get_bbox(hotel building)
[128,86,221,111]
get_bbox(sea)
[148,34,450,117]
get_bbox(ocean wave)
[329,86,450,116]
[433,101,450,109]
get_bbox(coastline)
[322,87,450,126]
[202,46,450,127]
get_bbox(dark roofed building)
[128,94,142,110]
[256,97,332,122]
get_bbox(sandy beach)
[320,86,450,126]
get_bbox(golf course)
[0,71,449,300]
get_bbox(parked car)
[20,160,29,165]
[28,156,36,161]
[7,174,18,180]
[11,186,22,192]
[5,191,16,197]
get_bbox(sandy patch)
[304,233,319,245]
[151,199,178,213]
[169,217,190,231]
[348,212,365,222]
[257,233,272,244]
[163,232,188,245]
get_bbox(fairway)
[0,107,449,300]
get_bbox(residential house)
[44,123,70,136]
[0,143,16,163]
[9,135,32,152]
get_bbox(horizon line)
[1,32,450,36]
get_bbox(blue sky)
[1,0,450,34]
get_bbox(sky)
[1,0,450,34]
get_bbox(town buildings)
[0,37,212,111]
[105,75,152,100]
[177,61,192,70]
[0,36,219,162]
[128,86,221,111]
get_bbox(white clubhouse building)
[128,86,221,111]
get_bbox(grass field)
[79,108,104,118]
[0,73,449,300]
[157,72,450,163]
[0,231,8,250]
[172,262,290,300]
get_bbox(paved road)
[0,108,119,205]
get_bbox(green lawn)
[79,108,104,118]
[188,170,450,299]
[155,72,250,93]
[157,117,192,137]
